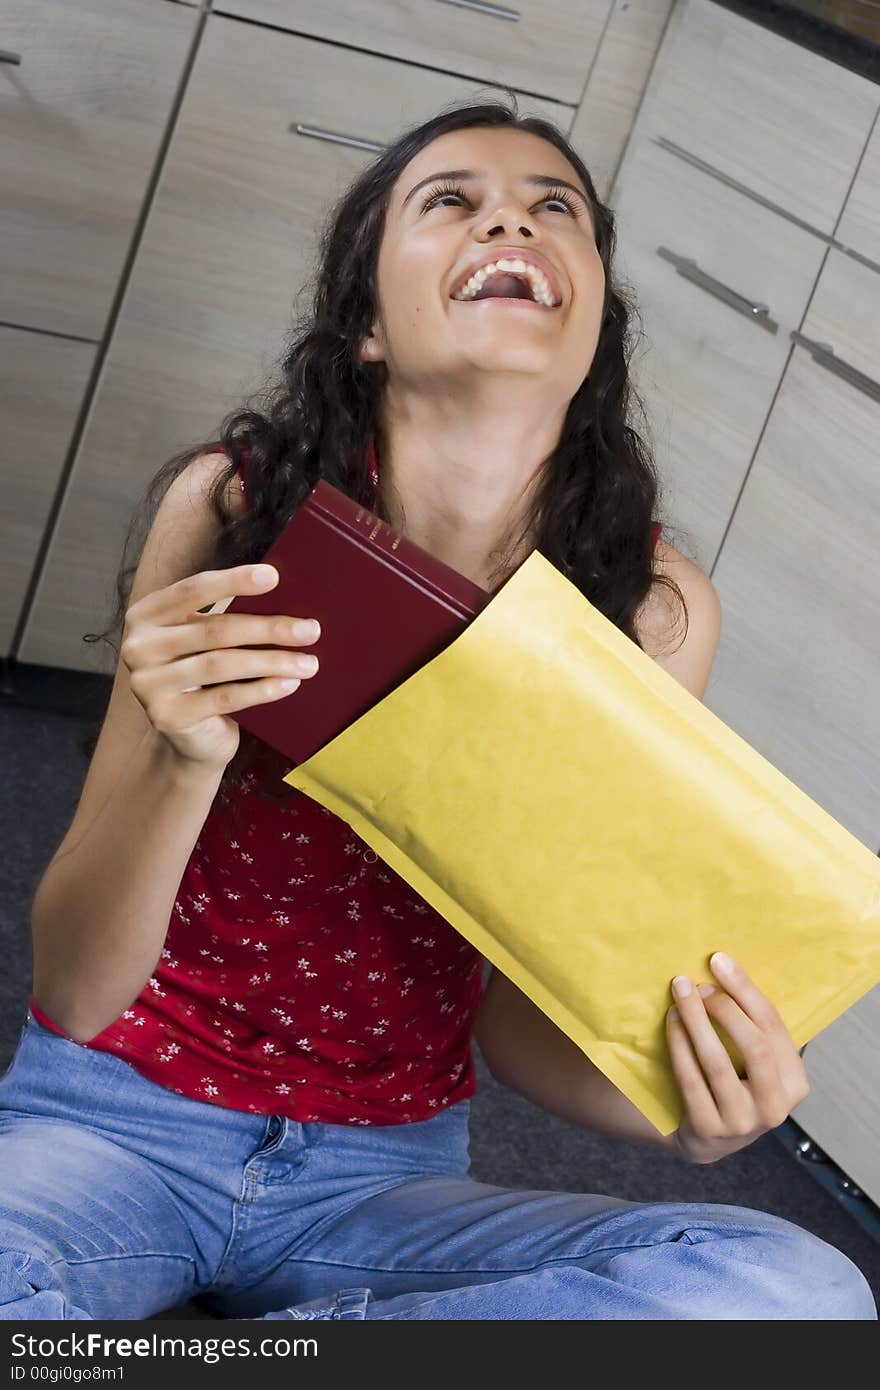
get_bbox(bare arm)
[473,547,723,1157]
[31,735,225,1042]
[474,971,681,1153]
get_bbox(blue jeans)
[0,1010,874,1320]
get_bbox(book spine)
[309,487,489,616]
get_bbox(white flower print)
[147,978,166,997]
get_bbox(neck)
[372,401,565,590]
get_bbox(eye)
[421,181,582,217]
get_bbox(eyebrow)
[401,169,591,211]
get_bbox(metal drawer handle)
[789,330,880,406]
[0,49,22,64]
[656,246,778,335]
[436,0,521,19]
[290,122,385,154]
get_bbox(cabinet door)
[0,0,198,338]
[0,327,96,656]
[706,249,880,851]
[610,137,826,572]
[636,0,877,235]
[17,15,566,673]
[836,117,880,269]
[215,0,612,107]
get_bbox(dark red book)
[217,479,491,765]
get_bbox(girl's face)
[360,126,606,405]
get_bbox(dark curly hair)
[81,93,688,822]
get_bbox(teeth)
[452,257,557,307]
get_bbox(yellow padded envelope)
[282,550,880,1135]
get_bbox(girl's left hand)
[666,952,811,1165]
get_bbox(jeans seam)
[47,1252,198,1273]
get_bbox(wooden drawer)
[18,15,567,673]
[610,135,826,572]
[0,326,96,656]
[214,0,612,107]
[635,0,878,236]
[0,0,198,338]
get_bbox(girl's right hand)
[121,564,320,769]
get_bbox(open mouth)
[450,268,562,309]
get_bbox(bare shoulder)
[633,537,722,699]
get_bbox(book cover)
[207,479,491,765]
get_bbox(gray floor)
[2,672,877,1318]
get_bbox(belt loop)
[336,1287,372,1319]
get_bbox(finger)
[666,1008,721,1132]
[708,953,787,1036]
[151,564,279,624]
[670,980,751,1126]
[701,989,791,1127]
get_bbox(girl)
[1,99,874,1320]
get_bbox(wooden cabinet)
[705,250,879,850]
[836,117,880,268]
[18,13,567,672]
[214,0,612,107]
[635,0,878,235]
[0,327,96,655]
[0,0,198,338]
[0,0,198,660]
[609,138,827,573]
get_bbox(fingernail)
[672,975,692,999]
[253,565,276,585]
[697,983,716,998]
[711,952,733,975]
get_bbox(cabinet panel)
[836,117,880,269]
[18,16,567,673]
[705,253,880,850]
[569,0,674,205]
[637,0,877,235]
[0,0,198,338]
[0,327,96,656]
[215,0,612,107]
[610,137,826,571]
